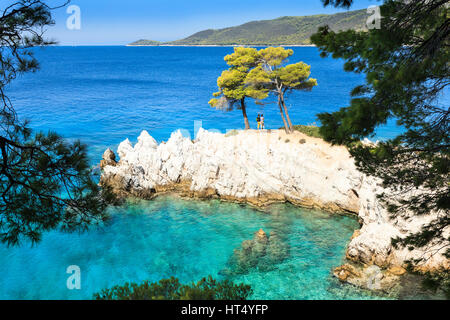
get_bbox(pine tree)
[0,1,110,245]
[245,47,317,133]
[209,47,261,130]
[311,0,449,261]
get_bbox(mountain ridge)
[129,9,368,46]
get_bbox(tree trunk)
[280,92,294,133]
[240,99,250,130]
[277,94,289,133]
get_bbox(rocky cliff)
[100,128,449,291]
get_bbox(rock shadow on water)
[221,229,290,276]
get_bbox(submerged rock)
[223,229,289,275]
[255,229,268,243]
[99,129,449,289]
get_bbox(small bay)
[3,46,441,300]
[0,196,380,300]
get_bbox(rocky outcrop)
[100,129,449,290]
[334,263,403,292]
[101,129,361,212]
[100,148,117,169]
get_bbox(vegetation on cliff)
[210,47,317,133]
[245,47,317,133]
[312,0,449,263]
[209,48,262,130]
[292,124,324,139]
[129,9,368,46]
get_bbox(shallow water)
[3,46,444,300]
[0,196,384,300]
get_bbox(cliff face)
[102,129,361,211]
[100,129,449,290]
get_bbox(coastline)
[125,44,317,47]
[99,128,449,294]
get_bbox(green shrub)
[93,276,252,300]
[292,125,324,139]
[277,124,324,139]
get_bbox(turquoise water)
[0,196,381,300]
[4,46,441,300]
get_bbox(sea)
[0,46,443,300]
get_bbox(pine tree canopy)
[311,0,449,260]
[0,1,111,246]
[211,46,318,133]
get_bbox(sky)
[45,0,379,45]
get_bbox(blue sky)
[47,0,378,45]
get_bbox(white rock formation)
[101,129,449,276]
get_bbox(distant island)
[128,9,368,46]
[128,39,162,46]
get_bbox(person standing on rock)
[257,114,261,130]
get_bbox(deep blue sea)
[0,47,440,300]
[8,46,403,164]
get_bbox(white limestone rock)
[101,129,449,273]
